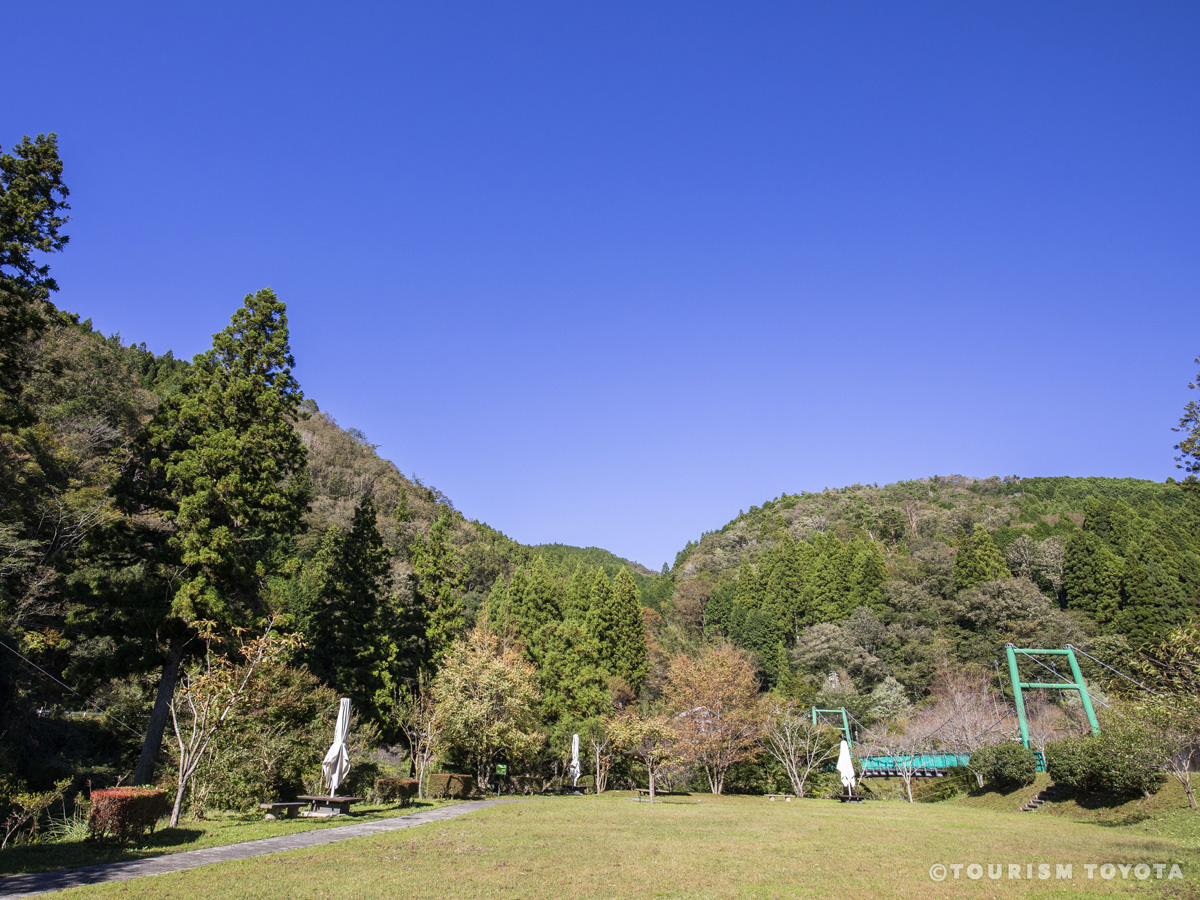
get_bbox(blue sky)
[9,2,1199,569]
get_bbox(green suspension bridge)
[813,642,1121,778]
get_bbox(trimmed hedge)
[970,743,1038,789]
[426,773,474,799]
[88,787,169,845]
[375,778,420,805]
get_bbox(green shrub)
[426,773,474,799]
[970,743,1037,789]
[1046,737,1099,792]
[374,778,419,804]
[1046,730,1166,798]
[189,665,380,815]
[1092,728,1166,797]
[87,787,168,845]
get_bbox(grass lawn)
[38,792,1200,900]
[0,800,456,877]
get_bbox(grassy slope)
[46,794,1199,900]
[0,801,454,877]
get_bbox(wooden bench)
[633,788,673,800]
[295,795,366,817]
[765,793,796,802]
[258,802,305,820]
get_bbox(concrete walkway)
[0,798,526,898]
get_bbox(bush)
[970,743,1037,789]
[1046,738,1097,792]
[375,778,419,805]
[426,773,474,799]
[87,787,168,845]
[189,665,340,814]
[1046,730,1166,798]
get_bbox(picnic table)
[295,795,365,817]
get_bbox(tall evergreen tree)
[801,533,851,624]
[1116,530,1190,646]
[847,539,888,610]
[133,288,309,783]
[294,494,395,725]
[531,618,610,734]
[603,568,648,692]
[0,133,70,427]
[409,511,465,664]
[1063,530,1122,626]
[503,556,561,652]
[952,525,1010,593]
[763,537,804,642]
[1174,352,1200,487]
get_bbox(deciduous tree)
[167,619,298,826]
[609,709,675,802]
[433,626,542,792]
[761,698,839,798]
[663,643,761,794]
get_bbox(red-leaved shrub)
[88,787,169,845]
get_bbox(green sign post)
[1004,643,1100,750]
[494,764,506,797]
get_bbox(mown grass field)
[0,800,455,877]
[42,791,1200,900]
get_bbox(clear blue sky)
[9,2,1199,569]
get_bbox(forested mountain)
[3,134,1198,807]
[662,475,1200,715]
[0,285,670,788]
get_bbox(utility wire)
[0,636,142,736]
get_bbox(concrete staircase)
[1020,782,1065,812]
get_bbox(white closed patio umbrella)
[836,740,856,793]
[569,733,582,786]
[322,698,352,796]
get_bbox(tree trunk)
[648,766,655,803]
[169,778,187,828]
[134,643,182,785]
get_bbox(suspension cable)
[1016,648,1115,712]
[1070,645,1160,695]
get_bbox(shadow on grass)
[0,802,431,877]
[0,828,206,877]
[1056,788,1159,826]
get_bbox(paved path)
[0,798,526,898]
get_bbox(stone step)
[1020,782,1063,812]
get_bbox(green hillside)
[661,474,1200,705]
